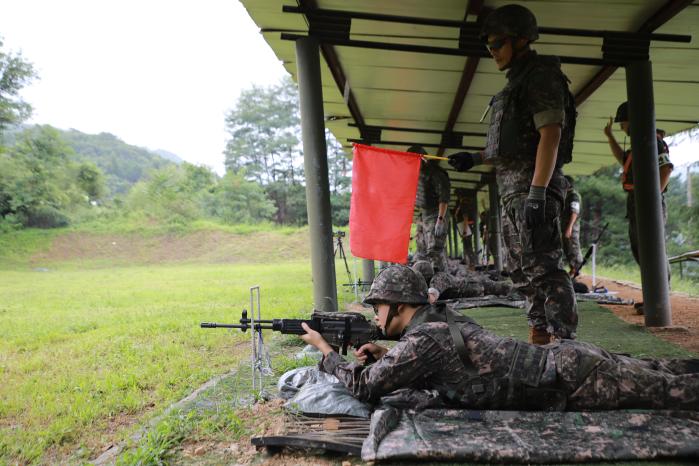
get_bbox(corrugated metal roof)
[240,0,698,187]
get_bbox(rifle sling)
[445,309,471,368]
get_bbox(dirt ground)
[578,275,699,354]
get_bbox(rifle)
[573,222,609,278]
[201,309,383,359]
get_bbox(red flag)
[349,144,421,264]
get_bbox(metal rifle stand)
[333,231,354,290]
[249,286,272,397]
[591,244,597,289]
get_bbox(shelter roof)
[240,0,698,190]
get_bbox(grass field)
[0,225,696,465]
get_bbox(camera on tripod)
[334,230,346,238]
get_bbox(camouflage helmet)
[614,101,629,123]
[406,144,427,155]
[411,260,435,284]
[480,4,539,42]
[364,265,429,305]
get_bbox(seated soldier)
[301,265,699,411]
[412,260,513,303]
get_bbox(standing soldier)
[454,188,478,267]
[561,175,583,276]
[604,103,673,314]
[410,145,451,273]
[448,4,578,344]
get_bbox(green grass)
[465,301,694,358]
[0,226,695,465]
[593,263,699,297]
[0,259,357,464]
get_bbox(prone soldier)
[301,265,699,411]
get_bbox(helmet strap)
[384,303,401,337]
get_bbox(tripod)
[333,231,353,285]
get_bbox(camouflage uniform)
[561,187,583,271]
[622,138,673,268]
[483,50,577,339]
[430,271,513,299]
[415,160,451,272]
[454,191,478,266]
[320,304,699,411]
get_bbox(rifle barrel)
[200,322,275,330]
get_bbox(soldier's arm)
[532,124,561,188]
[659,165,673,192]
[435,169,450,220]
[657,142,673,192]
[604,117,624,165]
[320,331,442,403]
[526,68,565,188]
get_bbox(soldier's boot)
[529,327,552,345]
[634,302,644,315]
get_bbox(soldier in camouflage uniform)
[604,102,673,314]
[300,265,699,411]
[412,260,512,302]
[561,175,583,275]
[410,145,451,273]
[447,4,577,344]
[454,188,479,266]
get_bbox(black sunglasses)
[486,36,509,51]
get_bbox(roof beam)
[296,0,369,139]
[437,0,486,157]
[348,123,486,138]
[282,6,690,43]
[575,0,695,107]
[280,33,650,67]
[347,138,483,151]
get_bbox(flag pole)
[422,154,449,161]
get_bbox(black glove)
[434,217,446,236]
[524,198,546,229]
[448,151,477,172]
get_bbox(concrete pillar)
[362,259,375,285]
[625,60,672,326]
[295,37,337,312]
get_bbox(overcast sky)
[1,1,697,173]
[0,0,287,174]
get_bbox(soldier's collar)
[506,49,537,81]
[401,304,432,336]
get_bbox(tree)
[223,77,353,226]
[0,36,36,136]
[224,76,302,185]
[211,170,276,224]
[0,126,101,229]
[575,165,632,265]
[76,163,106,201]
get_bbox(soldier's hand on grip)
[524,198,546,229]
[448,151,477,171]
[354,343,388,364]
